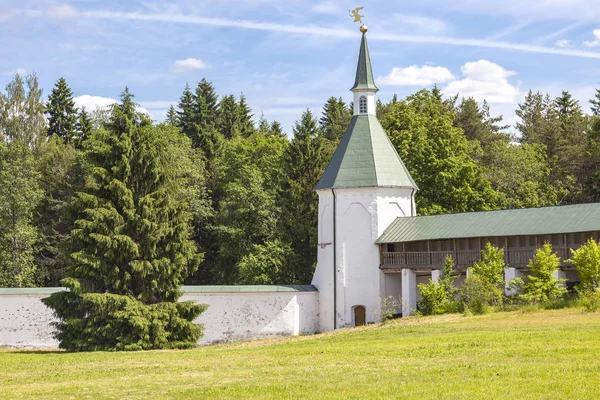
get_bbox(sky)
[2,0,600,134]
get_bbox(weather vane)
[349,7,368,32]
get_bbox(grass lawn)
[2,309,600,399]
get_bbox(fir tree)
[46,77,78,143]
[75,107,93,148]
[319,97,351,144]
[42,88,206,351]
[165,105,177,126]
[590,88,600,116]
[282,110,326,283]
[237,93,255,138]
[270,121,285,138]
[217,94,239,139]
[176,83,196,140]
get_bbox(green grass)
[2,309,600,399]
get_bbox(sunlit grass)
[2,309,600,399]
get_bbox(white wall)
[0,288,319,348]
[313,187,414,330]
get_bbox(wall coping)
[0,285,318,296]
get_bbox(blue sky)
[2,0,600,133]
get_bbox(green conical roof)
[350,32,378,92]
[315,115,418,190]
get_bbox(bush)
[460,275,503,315]
[579,289,600,313]
[43,279,207,351]
[568,239,600,292]
[521,243,567,303]
[470,243,506,286]
[373,296,401,323]
[417,256,461,316]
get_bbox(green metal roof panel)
[0,287,65,295]
[316,115,418,190]
[351,33,378,91]
[376,203,600,244]
[182,285,318,293]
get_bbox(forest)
[2,73,600,288]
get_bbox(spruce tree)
[75,107,93,148]
[46,77,78,143]
[590,88,600,116]
[237,93,255,138]
[270,121,285,138]
[176,83,196,140]
[320,97,351,144]
[165,105,177,126]
[42,88,206,351]
[217,94,240,139]
[282,110,326,283]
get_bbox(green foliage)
[75,107,93,148]
[42,89,206,350]
[238,240,292,285]
[381,89,502,215]
[320,96,352,143]
[43,278,206,351]
[0,73,46,149]
[460,275,502,315]
[213,133,288,283]
[521,244,567,303]
[0,140,44,287]
[569,239,600,292]
[418,256,460,315]
[281,110,327,283]
[471,242,506,286]
[373,296,401,324]
[46,77,78,143]
[34,137,80,285]
[578,289,600,313]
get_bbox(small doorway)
[353,305,366,326]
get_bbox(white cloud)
[443,60,520,103]
[377,65,455,86]
[583,29,600,47]
[171,58,207,72]
[74,95,150,115]
[311,1,341,15]
[46,4,79,20]
[556,39,571,47]
[13,67,27,75]
[392,14,448,34]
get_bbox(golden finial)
[349,7,367,32]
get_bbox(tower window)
[359,96,368,114]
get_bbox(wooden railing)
[381,247,573,269]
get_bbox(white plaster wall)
[0,295,58,348]
[312,187,414,329]
[183,292,319,345]
[312,190,335,332]
[1,289,319,348]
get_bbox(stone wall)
[0,286,319,348]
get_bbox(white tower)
[311,26,418,331]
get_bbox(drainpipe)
[332,188,337,330]
[410,188,416,216]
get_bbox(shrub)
[579,289,600,313]
[460,275,503,315]
[373,296,401,323]
[568,239,600,292]
[521,243,567,303]
[470,242,506,286]
[418,256,460,315]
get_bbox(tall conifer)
[46,77,78,142]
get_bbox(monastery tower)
[312,26,418,331]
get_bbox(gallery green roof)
[315,115,418,190]
[376,202,600,244]
[350,32,378,92]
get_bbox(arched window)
[359,96,368,114]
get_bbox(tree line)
[2,73,600,289]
